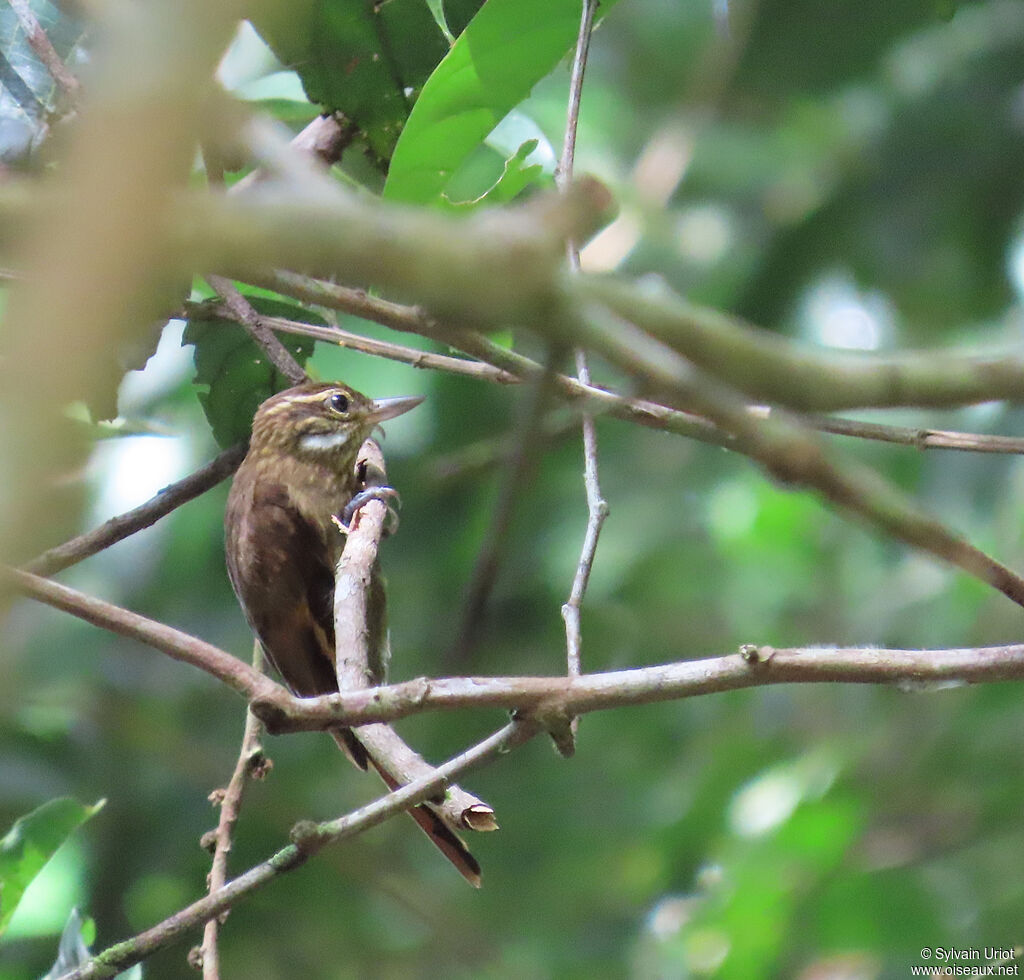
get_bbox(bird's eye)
[328,392,349,414]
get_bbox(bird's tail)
[330,728,481,887]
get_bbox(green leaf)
[182,297,322,448]
[383,0,621,203]
[249,0,485,161]
[0,798,105,937]
[443,139,545,210]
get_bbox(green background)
[4,0,1024,977]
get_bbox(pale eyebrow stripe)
[261,389,338,415]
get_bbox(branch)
[250,270,732,448]
[5,567,278,704]
[188,301,514,384]
[58,719,536,980]
[119,173,1024,413]
[11,562,1024,746]
[808,414,1024,454]
[197,644,269,980]
[24,444,245,576]
[251,642,1024,734]
[335,440,496,837]
[206,276,307,385]
[557,0,606,748]
[13,554,1024,735]
[567,303,1024,609]
[583,275,1024,412]
[242,270,1024,458]
[169,175,614,328]
[8,0,80,101]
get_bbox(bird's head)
[249,382,423,467]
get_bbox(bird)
[224,380,480,885]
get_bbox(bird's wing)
[225,478,339,698]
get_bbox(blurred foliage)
[4,1,1024,979]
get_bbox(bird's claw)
[334,486,402,535]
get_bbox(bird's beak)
[367,395,424,423]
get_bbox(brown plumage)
[225,381,480,885]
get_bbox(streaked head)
[250,382,423,463]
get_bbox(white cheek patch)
[300,431,351,452]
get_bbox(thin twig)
[188,301,514,384]
[556,0,597,198]
[198,642,269,980]
[24,444,245,576]
[573,302,1024,610]
[206,275,307,385]
[557,0,606,744]
[8,0,80,101]
[808,414,1024,454]
[447,352,560,669]
[57,720,537,980]
[6,566,277,703]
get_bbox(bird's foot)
[333,486,402,535]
